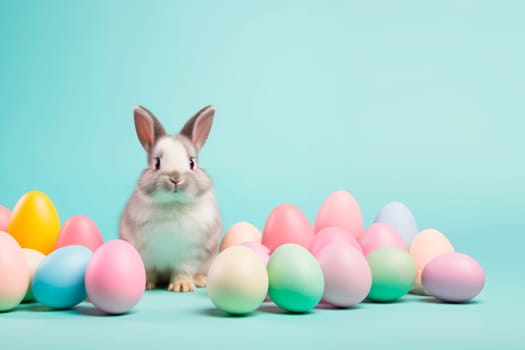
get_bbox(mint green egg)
[267,244,324,313]
[366,247,416,302]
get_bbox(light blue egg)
[374,201,419,245]
[32,245,92,309]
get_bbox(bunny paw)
[169,273,196,292]
[193,274,207,288]
[146,270,157,290]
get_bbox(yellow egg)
[409,228,454,295]
[8,191,61,255]
[219,222,261,252]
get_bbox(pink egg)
[56,215,104,252]
[262,204,314,252]
[240,241,270,265]
[315,243,372,307]
[310,227,363,256]
[0,231,30,311]
[85,240,146,314]
[314,190,363,239]
[0,206,11,232]
[422,253,485,303]
[359,223,406,255]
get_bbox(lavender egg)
[422,253,485,303]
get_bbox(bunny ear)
[180,105,216,152]
[133,105,166,152]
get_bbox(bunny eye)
[154,157,161,170]
[189,157,196,170]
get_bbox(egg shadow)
[74,305,135,317]
[419,297,483,305]
[315,303,365,311]
[199,307,254,318]
[258,304,313,316]
[17,304,78,313]
[362,298,407,305]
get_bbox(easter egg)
[267,244,324,312]
[262,204,314,252]
[315,190,363,239]
[422,253,485,303]
[208,246,269,315]
[85,240,146,314]
[240,241,270,265]
[374,201,418,245]
[56,215,104,252]
[315,243,372,307]
[359,223,406,255]
[409,228,455,295]
[0,232,30,311]
[8,190,61,255]
[219,222,261,252]
[366,247,416,302]
[310,226,363,256]
[22,248,46,302]
[0,206,11,231]
[32,245,92,309]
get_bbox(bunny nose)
[169,178,182,186]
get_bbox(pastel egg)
[366,247,416,302]
[310,227,363,256]
[32,245,92,309]
[315,243,372,307]
[240,241,270,265]
[0,232,30,311]
[315,190,363,239]
[262,204,314,252]
[422,253,485,303]
[374,201,418,245]
[55,215,104,252]
[8,191,61,255]
[359,223,406,255]
[409,228,455,295]
[85,240,146,314]
[208,246,269,315]
[0,205,11,231]
[219,222,261,252]
[267,244,324,313]
[22,248,46,302]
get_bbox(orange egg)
[0,232,30,311]
[219,222,261,252]
[8,191,61,255]
[409,228,455,295]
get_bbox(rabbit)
[119,105,222,292]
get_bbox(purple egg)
[422,253,485,303]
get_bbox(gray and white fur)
[119,105,221,292]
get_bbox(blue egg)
[32,245,92,309]
[374,201,419,245]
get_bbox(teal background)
[1,1,524,348]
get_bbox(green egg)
[267,244,324,313]
[366,247,416,302]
